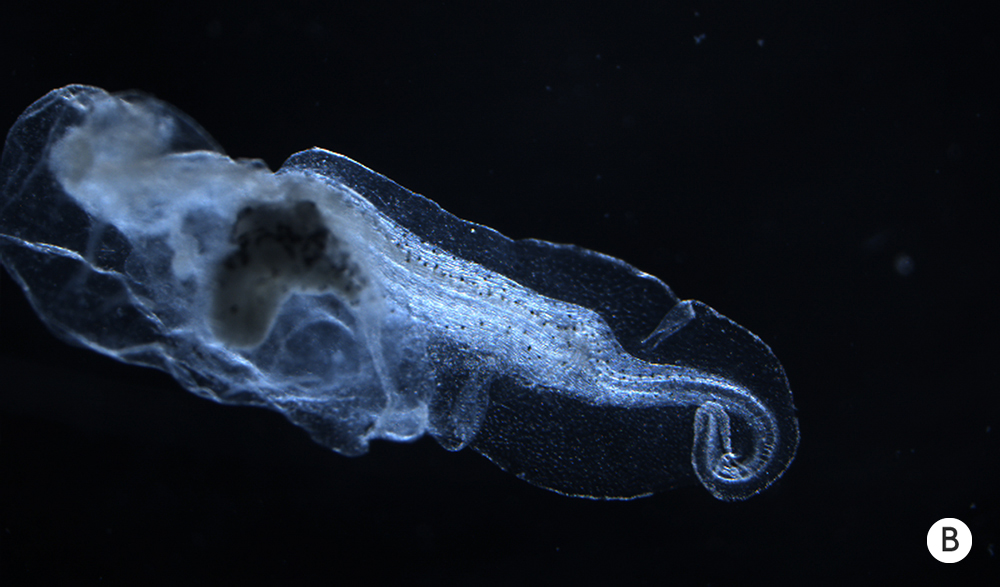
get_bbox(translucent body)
[0,86,799,500]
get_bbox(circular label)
[926,518,972,563]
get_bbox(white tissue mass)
[0,86,798,500]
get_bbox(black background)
[1,1,996,584]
